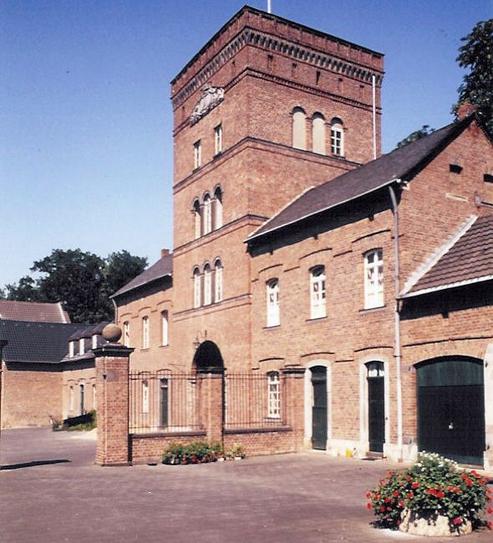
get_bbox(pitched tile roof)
[247,116,474,242]
[0,300,70,323]
[111,252,173,299]
[0,320,87,364]
[401,215,493,298]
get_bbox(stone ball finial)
[102,323,122,343]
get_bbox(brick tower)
[169,6,384,370]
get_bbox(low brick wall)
[224,426,298,456]
[130,431,207,464]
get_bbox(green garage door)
[417,358,485,466]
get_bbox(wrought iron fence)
[129,371,201,434]
[224,371,286,430]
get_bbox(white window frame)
[364,249,384,309]
[91,334,98,350]
[267,371,281,419]
[193,140,201,169]
[123,321,130,347]
[203,264,212,305]
[203,194,212,234]
[214,260,223,303]
[330,121,344,156]
[292,107,306,150]
[161,310,169,346]
[213,187,223,230]
[312,113,326,155]
[266,279,280,327]
[142,316,149,349]
[142,380,149,414]
[193,268,201,308]
[310,266,326,319]
[79,338,85,355]
[69,341,75,358]
[214,124,223,155]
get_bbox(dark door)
[367,362,385,453]
[160,378,169,428]
[79,384,85,415]
[311,366,327,450]
[417,358,485,465]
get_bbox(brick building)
[114,6,493,467]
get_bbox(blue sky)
[1,0,491,287]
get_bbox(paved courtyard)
[0,428,491,543]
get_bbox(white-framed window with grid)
[214,259,223,302]
[193,140,201,169]
[193,267,201,308]
[267,371,281,419]
[330,118,344,156]
[142,316,149,349]
[310,265,326,319]
[364,249,384,309]
[266,279,280,327]
[123,321,130,347]
[214,124,223,155]
[203,264,212,305]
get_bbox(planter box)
[399,509,472,537]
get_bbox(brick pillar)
[198,368,224,444]
[282,365,306,451]
[94,334,133,466]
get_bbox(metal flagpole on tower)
[267,0,272,14]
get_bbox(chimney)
[457,102,477,120]
[161,248,170,257]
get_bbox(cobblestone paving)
[0,429,491,543]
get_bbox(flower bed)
[366,452,492,536]
[162,441,245,465]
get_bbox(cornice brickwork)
[172,27,384,109]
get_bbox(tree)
[454,19,493,138]
[395,125,435,149]
[3,249,147,323]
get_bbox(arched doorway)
[417,357,485,465]
[366,361,385,453]
[192,340,224,371]
[311,366,327,450]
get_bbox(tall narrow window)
[266,279,280,327]
[79,338,85,355]
[161,310,169,346]
[214,259,223,303]
[91,334,98,350]
[310,266,326,319]
[193,140,201,169]
[193,267,201,308]
[364,249,384,309]
[213,186,223,230]
[142,316,149,349]
[193,199,201,239]
[69,385,74,412]
[312,113,326,155]
[203,264,212,305]
[203,194,212,234]
[79,384,85,415]
[142,380,149,414]
[292,107,306,150]
[330,118,344,156]
[92,383,96,410]
[69,341,75,358]
[267,371,281,419]
[123,321,130,347]
[214,124,223,155]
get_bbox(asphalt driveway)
[0,428,491,543]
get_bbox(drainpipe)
[388,183,403,460]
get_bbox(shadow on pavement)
[0,459,70,470]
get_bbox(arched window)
[193,199,201,239]
[142,316,149,349]
[266,279,280,327]
[142,380,149,414]
[310,265,326,319]
[214,259,223,302]
[312,113,326,155]
[123,321,130,347]
[213,186,223,230]
[161,310,169,346]
[203,194,212,235]
[203,264,212,305]
[330,118,344,156]
[267,371,281,419]
[364,249,384,309]
[193,267,201,308]
[292,107,306,150]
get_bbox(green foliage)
[3,249,147,323]
[225,443,246,459]
[395,125,435,149]
[454,19,493,138]
[367,452,492,532]
[162,441,224,465]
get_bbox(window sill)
[160,344,169,349]
[359,305,386,313]
[263,324,281,330]
[213,151,222,159]
[306,316,327,323]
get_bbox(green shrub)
[225,443,246,459]
[366,452,492,532]
[162,441,223,465]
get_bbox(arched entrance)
[192,340,224,371]
[311,366,327,450]
[366,361,385,453]
[417,357,485,465]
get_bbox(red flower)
[411,481,420,489]
[398,500,404,508]
[392,491,399,497]
[452,517,463,526]
[366,503,372,510]
[384,497,391,503]
[380,505,386,512]
[407,492,414,499]
[487,507,493,514]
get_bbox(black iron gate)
[417,358,485,466]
